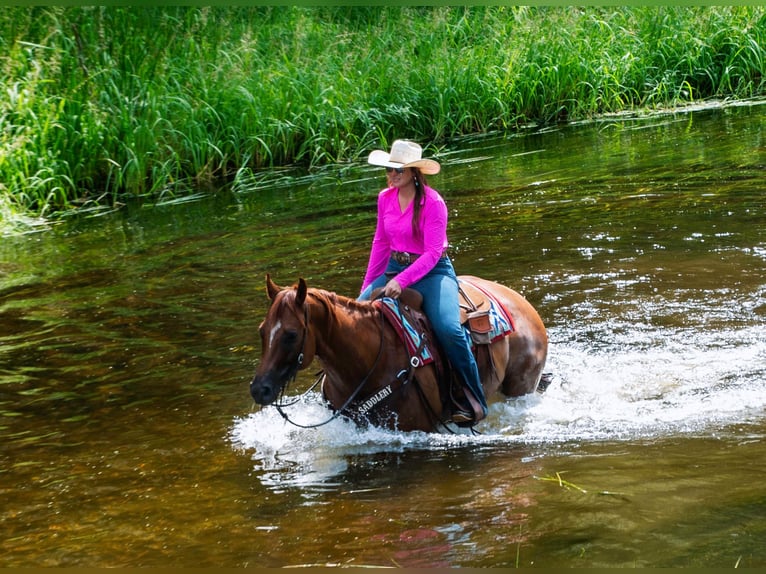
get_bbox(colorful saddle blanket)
[374,298,435,366]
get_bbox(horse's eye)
[280,330,298,347]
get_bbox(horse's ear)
[266,274,281,301]
[296,278,307,306]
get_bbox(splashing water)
[230,321,766,488]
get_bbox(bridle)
[271,299,388,429]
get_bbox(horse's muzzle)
[250,375,279,406]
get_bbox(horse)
[250,274,548,432]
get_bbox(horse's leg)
[498,304,548,396]
[465,279,548,398]
[500,333,546,396]
[476,342,508,398]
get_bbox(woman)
[359,140,488,424]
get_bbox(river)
[1,99,765,567]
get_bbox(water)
[1,99,765,567]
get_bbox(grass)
[1,6,765,219]
[534,471,589,493]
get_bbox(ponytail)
[411,168,428,239]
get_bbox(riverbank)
[2,6,765,221]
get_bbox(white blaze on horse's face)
[268,320,282,349]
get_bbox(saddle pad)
[458,279,515,343]
[374,298,435,366]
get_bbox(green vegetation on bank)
[1,6,765,218]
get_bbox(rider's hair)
[411,168,428,240]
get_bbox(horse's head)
[250,275,315,405]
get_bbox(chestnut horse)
[250,274,548,432]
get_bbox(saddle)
[371,278,515,425]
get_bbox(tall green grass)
[1,6,764,218]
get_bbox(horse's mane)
[306,287,377,318]
[274,281,379,324]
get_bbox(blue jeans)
[359,257,488,417]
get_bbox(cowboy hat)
[367,140,441,175]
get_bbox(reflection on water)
[1,100,766,567]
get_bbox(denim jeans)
[360,257,488,416]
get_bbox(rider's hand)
[384,278,402,299]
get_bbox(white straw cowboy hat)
[368,140,441,175]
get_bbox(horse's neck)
[309,292,389,380]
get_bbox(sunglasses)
[385,167,406,174]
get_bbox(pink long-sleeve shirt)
[361,185,449,292]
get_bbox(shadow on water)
[1,99,766,566]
